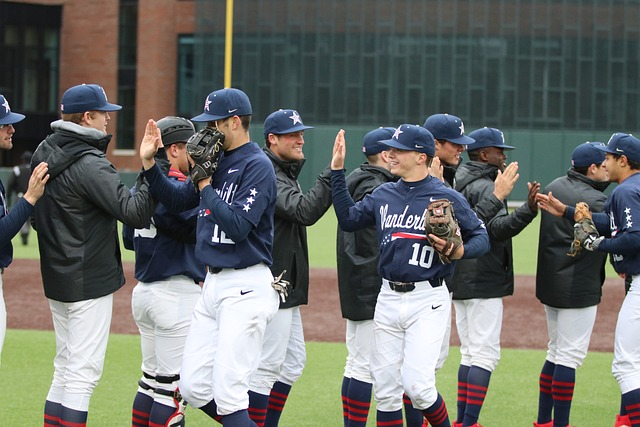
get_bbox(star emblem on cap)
[459,122,465,135]
[2,99,10,113]
[289,111,302,125]
[393,126,403,139]
[204,97,212,111]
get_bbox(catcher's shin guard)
[156,374,187,427]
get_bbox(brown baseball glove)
[424,199,463,264]
[568,202,600,256]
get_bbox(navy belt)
[387,277,444,292]
[207,266,248,274]
[388,281,415,292]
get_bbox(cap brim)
[0,112,26,125]
[381,138,412,151]
[272,125,314,135]
[447,135,476,145]
[191,112,228,122]
[594,145,616,155]
[94,103,122,112]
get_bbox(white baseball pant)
[454,297,503,372]
[179,264,279,415]
[544,304,597,369]
[46,294,113,411]
[613,277,640,393]
[372,280,450,412]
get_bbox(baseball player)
[452,127,539,427]
[32,84,157,427]
[331,125,490,427]
[124,116,205,427]
[538,133,640,427]
[248,109,332,427]
[534,142,609,427]
[0,95,49,363]
[139,88,280,427]
[337,126,424,427]
[422,114,518,387]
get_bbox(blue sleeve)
[142,164,199,213]
[0,197,33,244]
[331,170,375,232]
[461,231,490,259]
[200,185,253,241]
[598,232,640,254]
[122,223,134,250]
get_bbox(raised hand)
[331,129,346,170]
[23,162,50,205]
[536,191,567,217]
[527,181,541,212]
[429,156,444,182]
[139,119,163,170]
[493,161,519,201]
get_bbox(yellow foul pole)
[224,0,234,88]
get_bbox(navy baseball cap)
[0,94,25,125]
[467,127,514,151]
[381,124,435,157]
[191,88,252,122]
[362,127,395,156]
[60,84,122,114]
[423,113,475,146]
[571,141,606,168]
[596,133,640,163]
[263,109,314,139]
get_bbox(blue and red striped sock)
[403,393,424,427]
[59,406,87,427]
[132,391,153,426]
[44,400,61,426]
[421,393,450,427]
[199,399,223,423]
[456,364,470,424]
[248,390,269,426]
[622,388,640,426]
[345,377,372,427]
[462,366,491,426]
[537,360,555,424]
[264,381,292,427]
[377,409,403,427]
[552,364,575,427]
[342,377,351,425]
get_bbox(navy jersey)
[196,142,276,268]
[143,142,277,269]
[332,170,489,283]
[599,173,640,276]
[124,169,206,283]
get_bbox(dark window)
[0,2,61,164]
[191,0,640,132]
[117,0,138,150]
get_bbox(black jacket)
[337,163,395,320]
[536,169,609,308]
[31,120,155,302]
[264,148,333,308]
[452,161,537,299]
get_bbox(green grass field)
[4,209,624,425]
